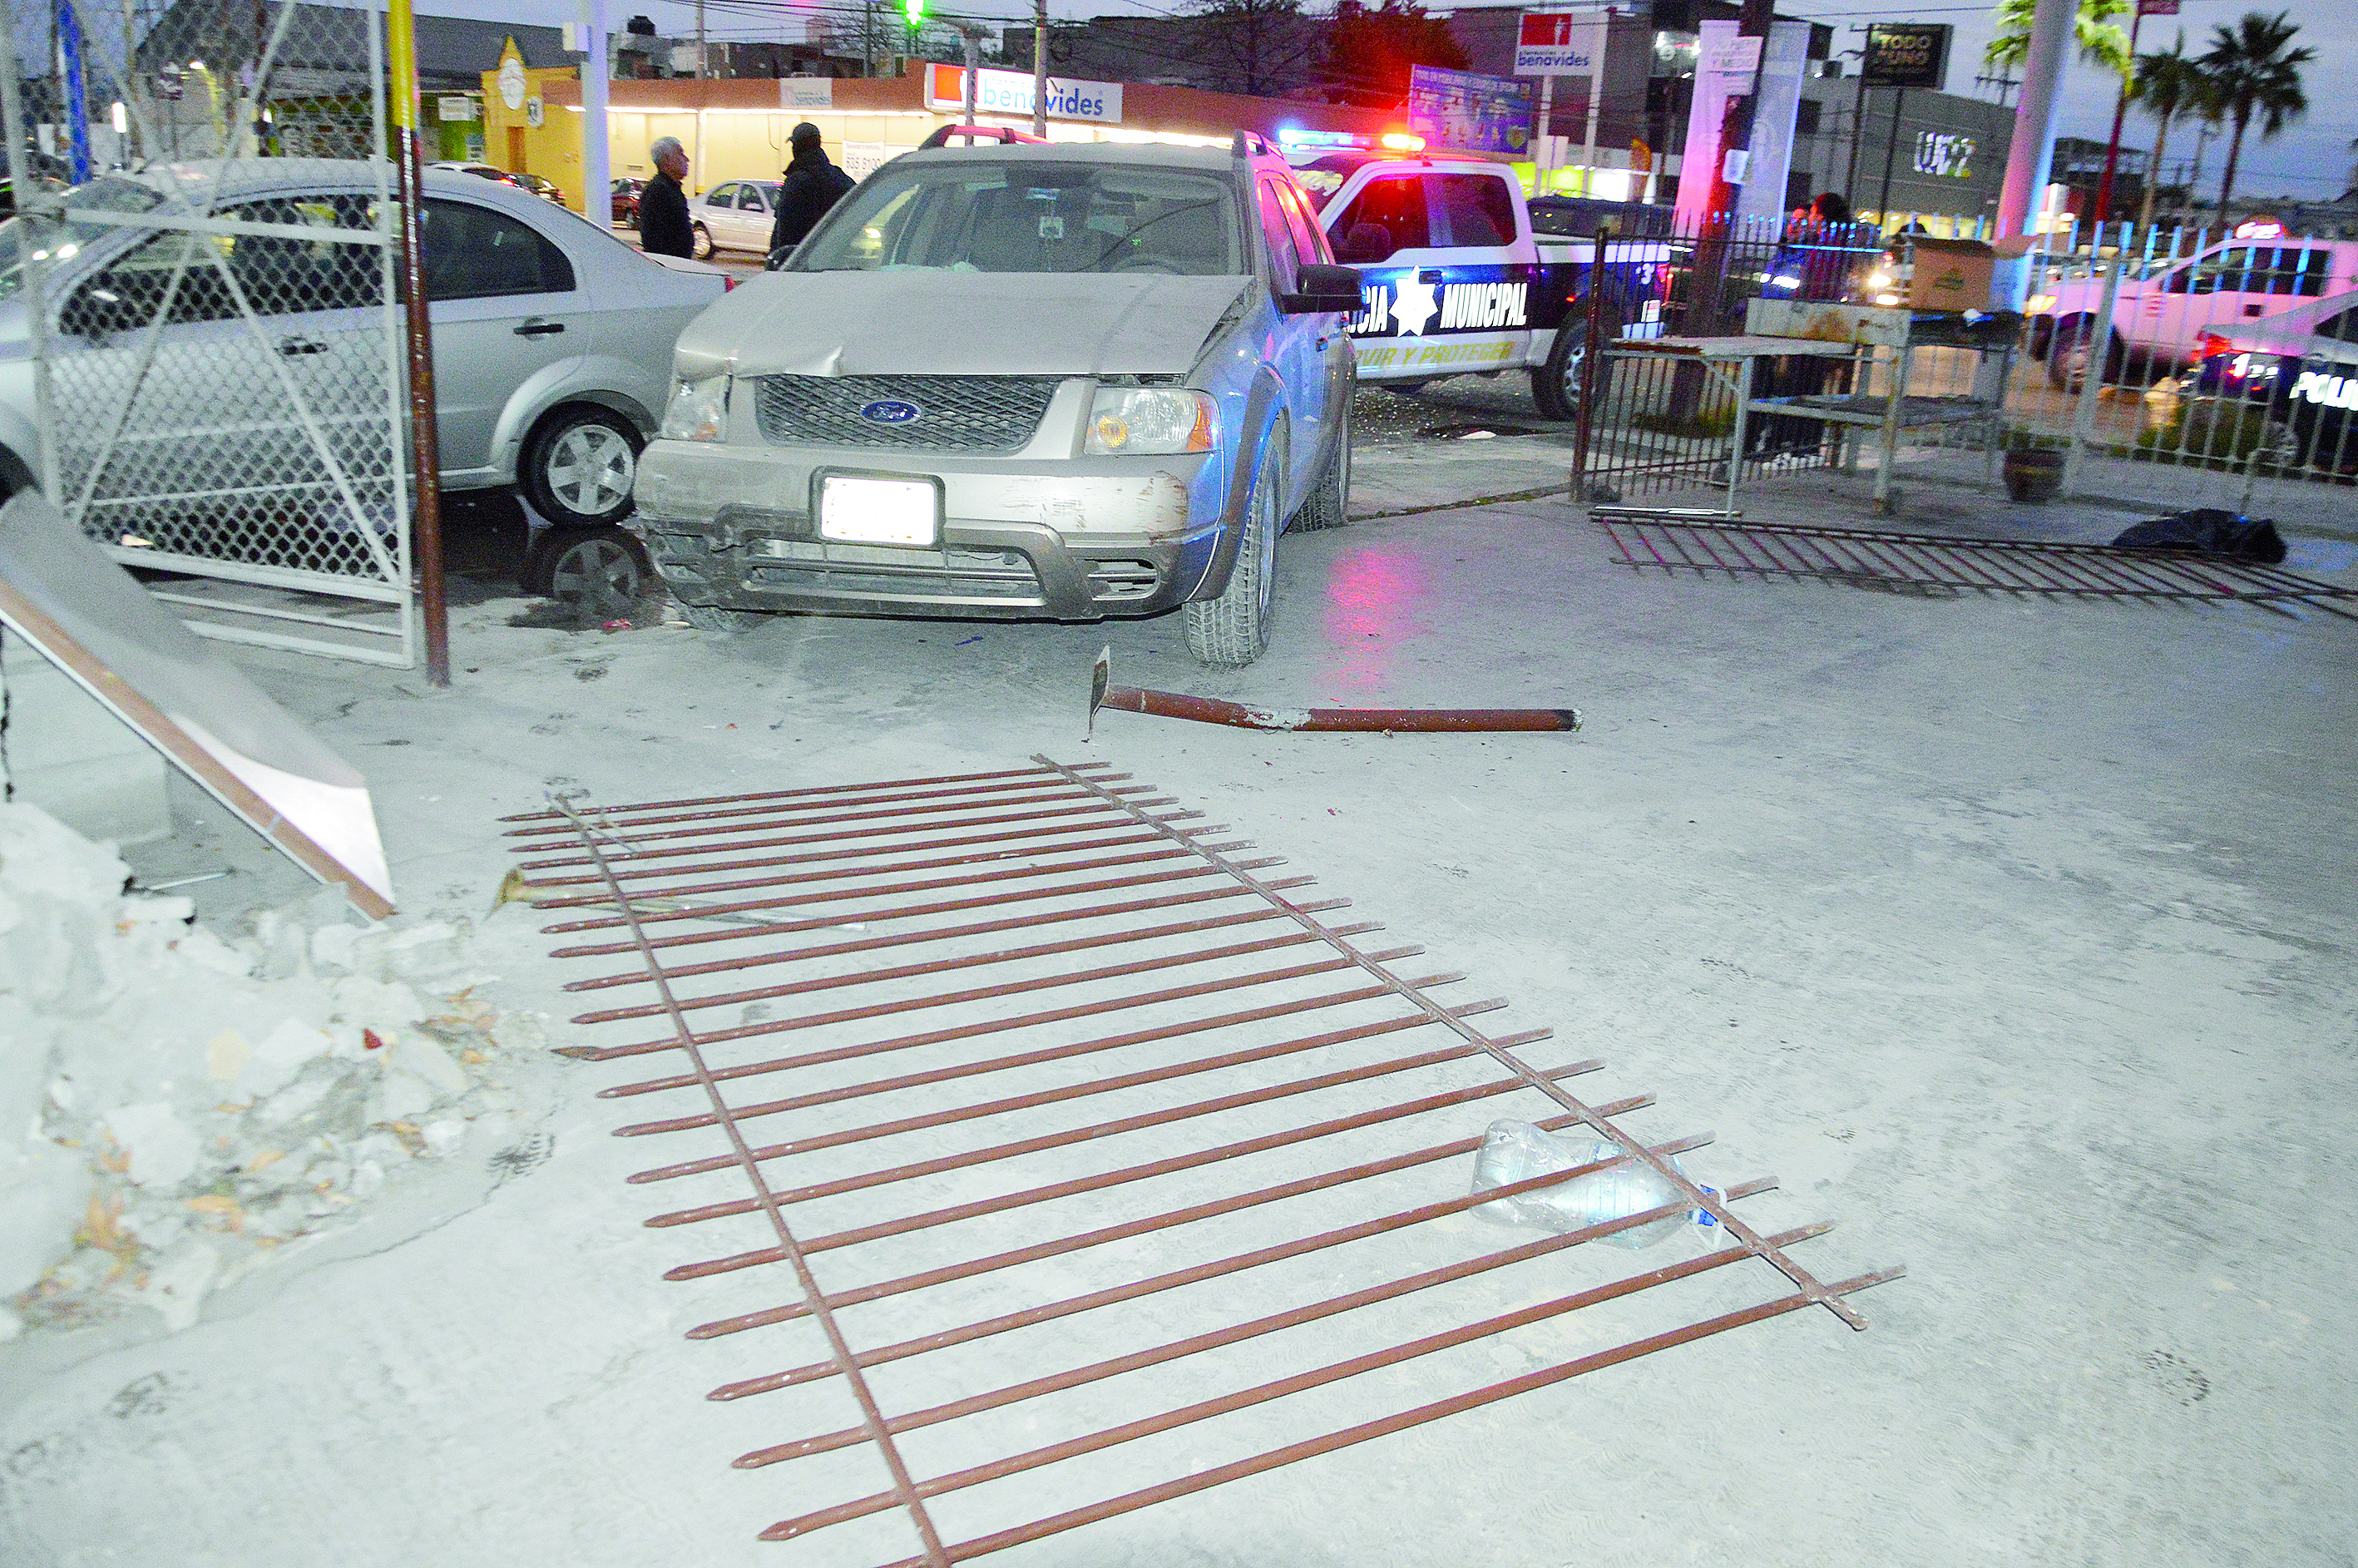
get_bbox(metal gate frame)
[2,0,414,666]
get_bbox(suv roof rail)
[918,124,1052,150]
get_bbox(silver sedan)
[0,160,729,537]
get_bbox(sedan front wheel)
[522,406,640,527]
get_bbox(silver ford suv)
[630,134,1359,665]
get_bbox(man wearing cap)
[766,122,856,268]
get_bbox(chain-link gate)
[6,0,412,665]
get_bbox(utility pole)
[1031,0,1048,136]
[1996,0,2074,240]
[581,0,610,226]
[695,0,705,79]
[2094,0,2151,222]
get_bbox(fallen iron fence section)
[1594,512,2358,617]
[507,759,1897,1563]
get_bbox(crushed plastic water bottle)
[1470,1120,1718,1249]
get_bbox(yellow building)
[479,38,584,203]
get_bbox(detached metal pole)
[389,0,448,686]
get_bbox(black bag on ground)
[2108,508,2286,565]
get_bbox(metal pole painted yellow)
[388,0,450,685]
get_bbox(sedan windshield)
[0,176,166,303]
[792,161,1243,276]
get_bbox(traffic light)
[903,0,926,26]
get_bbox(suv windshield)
[793,161,1243,276]
[0,176,166,303]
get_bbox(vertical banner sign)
[2136,1,2178,14]
[57,0,91,181]
[1860,22,1951,91]
[1735,20,1814,224]
[1673,19,1744,233]
[1407,65,1535,156]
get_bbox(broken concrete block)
[386,1037,467,1099]
[139,1239,220,1333]
[241,1019,339,1099]
[0,1140,92,1297]
[102,1102,200,1190]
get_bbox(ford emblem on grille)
[858,399,922,425]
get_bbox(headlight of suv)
[1085,388,1216,456]
[660,375,729,443]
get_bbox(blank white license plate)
[818,476,939,547]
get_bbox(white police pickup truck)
[1289,150,1668,419]
[2029,230,2358,390]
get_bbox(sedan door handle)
[277,336,329,356]
[514,319,566,337]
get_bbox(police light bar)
[1378,132,1426,152]
[1277,126,1361,149]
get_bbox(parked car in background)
[0,160,731,606]
[2029,233,2358,390]
[689,179,782,260]
[632,135,1358,666]
[512,171,566,207]
[610,176,646,229]
[428,161,527,190]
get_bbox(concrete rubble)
[0,801,541,1341]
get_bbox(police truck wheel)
[1535,301,1619,423]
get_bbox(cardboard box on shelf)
[1909,236,1997,312]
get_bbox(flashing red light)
[1377,132,1425,153]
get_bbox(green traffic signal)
[903,0,926,24]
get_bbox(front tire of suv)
[521,406,641,527]
[1291,399,1351,532]
[1185,441,1283,668]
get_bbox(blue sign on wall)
[1407,65,1535,157]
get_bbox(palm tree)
[2197,10,2314,222]
[2132,37,2213,231]
[1986,0,2132,77]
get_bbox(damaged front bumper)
[632,439,1222,621]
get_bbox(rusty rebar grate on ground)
[1594,512,2358,617]
[506,759,1899,1563]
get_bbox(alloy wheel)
[546,423,635,519]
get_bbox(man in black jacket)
[765,123,855,267]
[638,136,695,259]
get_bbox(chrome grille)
[752,374,1063,452]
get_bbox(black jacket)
[767,151,855,263]
[638,171,694,259]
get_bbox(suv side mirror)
[1283,262,1362,316]
[1332,222,1392,265]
